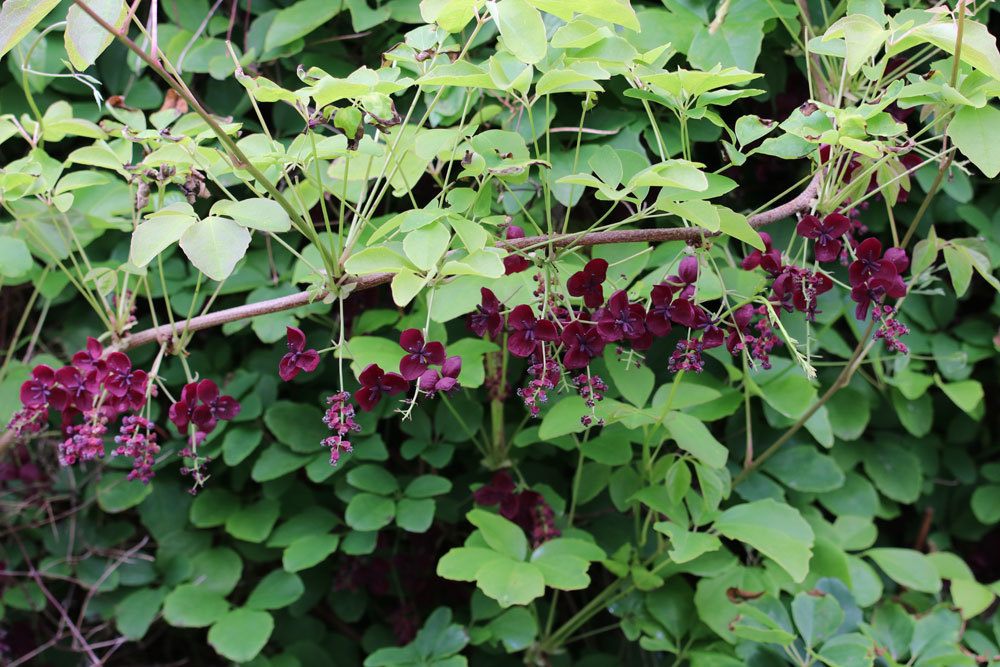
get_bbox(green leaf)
[970,484,1000,524]
[943,245,974,297]
[179,215,252,281]
[0,0,60,60]
[902,16,1000,81]
[264,0,343,51]
[764,446,845,493]
[65,0,125,70]
[190,548,243,596]
[246,570,305,610]
[437,546,506,581]
[251,444,312,481]
[163,584,229,628]
[344,246,411,275]
[211,198,292,232]
[0,236,33,277]
[403,222,450,272]
[664,411,728,469]
[476,559,546,607]
[824,14,887,75]
[96,473,153,513]
[948,105,1000,178]
[791,590,844,648]
[129,203,198,268]
[115,588,166,640]
[208,609,274,663]
[493,0,547,65]
[714,499,815,582]
[605,352,654,407]
[405,474,453,498]
[718,206,765,250]
[225,498,281,543]
[735,115,777,146]
[396,498,436,533]
[861,441,922,503]
[935,375,983,415]
[391,269,430,307]
[653,521,722,563]
[527,0,639,30]
[345,493,396,531]
[487,607,538,653]
[189,488,240,528]
[866,548,941,593]
[283,534,340,572]
[467,509,528,560]
[263,402,328,453]
[347,463,400,494]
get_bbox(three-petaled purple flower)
[279,326,320,381]
[741,232,783,275]
[168,379,240,438]
[502,226,531,275]
[469,288,503,339]
[507,305,558,358]
[848,238,909,319]
[418,356,462,395]
[666,256,699,299]
[398,329,446,381]
[797,213,850,263]
[567,258,609,309]
[597,291,650,348]
[20,365,68,410]
[354,363,409,412]
[103,352,148,401]
[561,322,605,370]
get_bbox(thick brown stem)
[112,174,821,352]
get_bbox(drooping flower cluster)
[354,329,462,413]
[8,338,161,474]
[473,470,560,547]
[322,390,360,465]
[114,415,160,483]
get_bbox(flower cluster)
[8,338,160,474]
[473,470,561,547]
[114,415,160,483]
[322,391,360,465]
[355,329,462,413]
[167,379,241,443]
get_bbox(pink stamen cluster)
[322,391,360,466]
[114,415,160,483]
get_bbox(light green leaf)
[866,548,941,593]
[246,570,304,610]
[664,411,728,469]
[207,609,274,663]
[391,269,429,307]
[129,203,198,268]
[283,534,340,572]
[65,0,125,70]
[396,498,436,533]
[492,0,547,65]
[179,216,251,281]
[0,236,33,277]
[345,246,411,275]
[468,509,528,560]
[403,222,450,271]
[265,0,342,51]
[0,0,61,60]
[476,559,545,607]
[714,499,815,582]
[163,584,229,628]
[824,15,887,75]
[653,521,722,563]
[345,493,396,531]
[437,546,506,581]
[211,198,292,232]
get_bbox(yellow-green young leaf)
[527,0,639,30]
[476,559,546,607]
[903,16,1000,81]
[65,0,126,70]
[0,0,61,60]
[264,0,342,51]
[0,236,33,277]
[211,198,292,232]
[947,105,1000,179]
[344,247,411,275]
[179,216,252,281]
[823,15,886,75]
[391,269,429,307]
[491,0,547,65]
[865,548,941,593]
[718,206,765,250]
[129,203,198,267]
[943,246,973,296]
[468,508,528,560]
[663,411,728,469]
[403,222,450,271]
[418,61,497,89]
[420,0,484,33]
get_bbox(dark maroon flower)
[772,266,833,320]
[849,238,887,284]
[473,470,517,509]
[507,305,558,358]
[20,365,67,410]
[561,322,605,369]
[597,290,647,342]
[726,304,757,355]
[55,366,98,411]
[666,256,699,299]
[354,363,409,412]
[667,297,700,329]
[168,382,199,433]
[567,258,609,309]
[191,379,241,432]
[103,352,147,399]
[502,226,531,275]
[645,284,675,337]
[797,213,850,263]
[71,337,104,373]
[741,232,783,275]
[418,356,462,395]
[279,326,320,382]
[398,329,446,381]
[469,288,503,338]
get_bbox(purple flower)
[103,352,147,400]
[797,213,850,263]
[502,226,531,275]
[741,232,783,275]
[191,379,241,432]
[666,256,699,299]
[354,364,409,412]
[418,356,462,395]
[507,305,558,358]
[561,322,605,370]
[596,290,648,343]
[71,337,104,374]
[279,326,320,382]
[567,258,609,309]
[725,304,757,355]
[398,329,446,381]
[55,366,99,411]
[20,365,67,410]
[469,288,503,338]
[645,284,675,336]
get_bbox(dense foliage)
[0,0,999,664]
